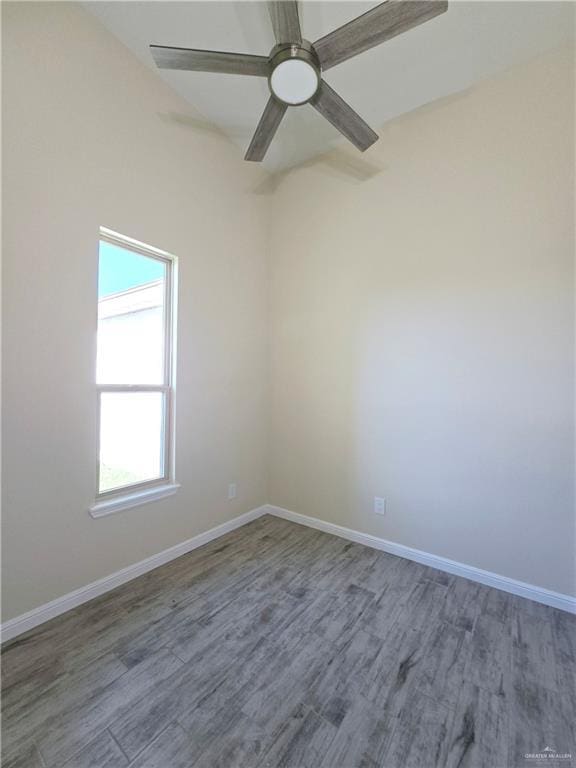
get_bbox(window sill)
[89,483,180,518]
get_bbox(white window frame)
[90,227,178,518]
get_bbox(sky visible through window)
[98,241,165,298]
[97,238,167,493]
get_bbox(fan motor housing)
[268,40,321,106]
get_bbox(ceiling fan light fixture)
[270,58,319,105]
[150,1,449,161]
[268,41,321,106]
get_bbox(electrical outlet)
[374,497,386,515]
[228,482,237,500]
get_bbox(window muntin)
[96,229,175,498]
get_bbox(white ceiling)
[86,1,574,171]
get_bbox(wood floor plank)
[61,730,128,768]
[440,576,484,633]
[168,589,300,664]
[2,515,574,768]
[109,636,254,759]
[303,541,377,594]
[127,722,196,768]
[350,549,398,596]
[256,703,337,768]
[35,648,183,766]
[378,689,454,768]
[176,628,315,737]
[2,651,128,750]
[177,702,266,767]
[1,516,289,689]
[444,682,508,768]
[551,609,576,665]
[310,583,375,647]
[109,523,308,665]
[2,742,46,768]
[241,632,338,733]
[512,612,559,692]
[318,692,396,768]
[550,610,576,720]
[111,593,305,758]
[305,628,382,726]
[464,613,511,696]
[481,584,516,623]
[508,679,574,768]
[358,560,430,638]
[414,621,472,708]
[318,732,380,768]
[367,623,422,691]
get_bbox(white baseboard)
[263,505,576,615]
[3,502,574,643]
[1,505,268,644]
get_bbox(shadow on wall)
[251,85,477,194]
[157,110,245,141]
[159,84,476,195]
[251,148,386,194]
[158,108,386,192]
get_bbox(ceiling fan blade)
[245,97,288,162]
[150,46,269,77]
[313,0,448,71]
[267,1,302,44]
[310,80,378,152]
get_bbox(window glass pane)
[97,241,166,385]
[99,392,164,493]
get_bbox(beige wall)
[268,45,575,597]
[1,2,269,620]
[3,3,574,623]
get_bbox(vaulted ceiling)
[86,1,574,171]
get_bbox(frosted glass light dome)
[270,58,319,105]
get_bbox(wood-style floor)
[2,515,574,768]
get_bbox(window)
[91,228,177,516]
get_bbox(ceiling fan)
[150,1,448,162]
